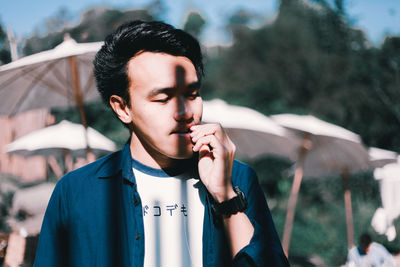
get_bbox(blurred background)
[0,0,399,266]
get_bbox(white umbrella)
[8,183,55,236]
[6,120,116,158]
[0,35,103,127]
[202,99,300,160]
[6,120,116,177]
[271,114,370,255]
[368,147,398,168]
[371,161,400,241]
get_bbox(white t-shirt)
[347,242,394,267]
[133,158,206,267]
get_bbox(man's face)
[125,52,202,165]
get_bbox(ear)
[109,95,132,124]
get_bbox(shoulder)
[63,150,123,181]
[53,149,124,196]
[348,246,359,256]
[47,149,125,214]
[370,242,390,253]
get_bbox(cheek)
[194,102,203,122]
[133,104,163,122]
[136,108,171,133]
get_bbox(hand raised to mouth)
[190,123,237,202]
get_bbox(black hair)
[93,20,204,108]
[359,233,372,254]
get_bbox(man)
[34,20,288,267]
[347,233,394,267]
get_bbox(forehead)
[127,52,198,91]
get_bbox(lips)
[171,128,191,134]
[171,123,195,135]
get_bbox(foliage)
[144,0,167,21]
[202,0,400,154]
[249,156,387,266]
[183,11,206,39]
[0,174,22,232]
[42,7,74,34]
[202,1,400,263]
[22,7,155,56]
[0,22,11,65]
[228,9,256,26]
[10,0,400,265]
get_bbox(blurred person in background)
[347,233,394,267]
[33,20,288,266]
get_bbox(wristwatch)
[211,186,248,217]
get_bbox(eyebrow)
[148,87,173,98]
[148,81,201,98]
[187,81,201,90]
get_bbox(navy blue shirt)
[34,143,289,266]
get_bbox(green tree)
[20,6,152,145]
[0,22,11,65]
[202,1,400,263]
[43,7,74,34]
[370,37,400,149]
[145,0,167,21]
[203,0,400,152]
[23,7,154,56]
[183,11,206,39]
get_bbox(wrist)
[211,186,237,203]
[211,186,248,217]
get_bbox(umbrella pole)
[342,168,354,249]
[69,56,88,128]
[47,155,63,179]
[69,56,93,162]
[282,135,311,256]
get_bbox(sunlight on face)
[126,52,203,168]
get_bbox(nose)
[174,96,193,122]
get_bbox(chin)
[171,149,194,160]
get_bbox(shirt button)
[136,234,141,240]
[133,196,140,205]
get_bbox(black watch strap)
[211,186,248,216]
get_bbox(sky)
[0,0,399,46]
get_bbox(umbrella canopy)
[6,120,116,158]
[8,183,55,236]
[272,114,369,176]
[371,162,400,241]
[202,99,300,160]
[271,114,370,255]
[369,147,398,168]
[0,36,103,123]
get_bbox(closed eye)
[186,90,200,99]
[153,95,172,103]
[149,88,173,103]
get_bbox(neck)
[129,135,179,170]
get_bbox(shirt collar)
[95,140,199,184]
[131,156,198,178]
[95,142,135,184]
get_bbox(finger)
[190,124,217,141]
[199,144,210,153]
[198,144,213,159]
[190,124,223,142]
[192,135,221,153]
